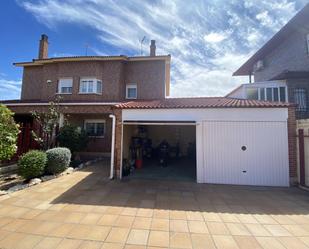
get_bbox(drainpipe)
[109,114,116,180]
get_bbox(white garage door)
[202,121,289,186]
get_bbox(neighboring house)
[2,35,297,187]
[228,3,309,119]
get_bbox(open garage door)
[202,120,289,186]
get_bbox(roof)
[14,55,171,67]
[115,97,291,109]
[1,100,120,106]
[233,3,309,76]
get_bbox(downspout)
[109,114,116,180]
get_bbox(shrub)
[57,124,88,155]
[0,104,19,161]
[46,147,71,174]
[18,150,47,180]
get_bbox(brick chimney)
[150,40,156,56]
[38,34,48,59]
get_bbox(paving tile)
[153,209,169,219]
[191,233,216,249]
[188,220,209,234]
[148,230,169,247]
[263,224,292,236]
[80,213,102,225]
[212,235,239,249]
[121,207,137,216]
[2,219,28,232]
[255,237,286,249]
[136,208,153,217]
[15,234,43,249]
[98,214,119,226]
[170,219,189,232]
[235,214,259,224]
[277,237,309,249]
[124,245,146,249]
[151,218,169,231]
[132,217,152,229]
[86,225,111,241]
[245,223,272,236]
[282,224,309,236]
[55,238,82,249]
[48,223,75,237]
[186,211,204,221]
[170,232,192,249]
[126,229,149,245]
[220,213,241,223]
[299,237,309,246]
[202,212,222,222]
[101,242,124,249]
[106,227,130,243]
[34,236,63,249]
[0,232,27,248]
[226,223,251,236]
[207,221,230,235]
[64,212,86,223]
[233,236,262,249]
[115,215,135,227]
[78,240,103,249]
[253,214,278,224]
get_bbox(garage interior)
[122,122,196,181]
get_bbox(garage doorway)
[121,122,196,181]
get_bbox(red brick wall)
[288,106,297,184]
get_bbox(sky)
[0,0,308,100]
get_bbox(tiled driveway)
[0,162,308,249]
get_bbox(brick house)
[2,35,297,187]
[227,3,309,119]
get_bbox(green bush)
[18,150,47,180]
[46,147,71,174]
[57,124,88,155]
[0,104,19,161]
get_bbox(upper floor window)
[246,86,286,102]
[79,78,102,94]
[126,83,137,99]
[84,119,105,137]
[58,78,73,94]
[294,88,307,112]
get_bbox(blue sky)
[0,0,307,100]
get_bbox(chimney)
[38,34,48,59]
[150,40,156,56]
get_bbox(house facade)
[228,3,309,119]
[2,35,297,187]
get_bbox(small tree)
[57,124,88,157]
[31,97,63,150]
[0,105,19,161]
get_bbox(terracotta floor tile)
[78,240,103,249]
[115,215,135,227]
[186,211,204,221]
[0,232,27,248]
[105,207,123,215]
[132,217,152,229]
[32,221,59,235]
[170,232,192,249]
[191,233,216,249]
[34,236,63,249]
[106,227,130,243]
[236,214,259,224]
[86,225,111,241]
[15,234,43,249]
[233,236,262,249]
[121,207,137,216]
[0,229,11,241]
[80,213,102,225]
[170,219,189,232]
[148,230,169,247]
[136,208,153,217]
[2,219,28,232]
[48,223,75,237]
[101,242,124,249]
[170,210,187,220]
[207,221,230,235]
[64,212,86,223]
[202,212,222,222]
[220,213,241,223]
[153,209,169,219]
[124,245,146,249]
[126,229,149,245]
[151,218,169,231]
[212,235,239,249]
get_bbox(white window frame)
[58,78,73,94]
[84,119,106,138]
[306,33,309,54]
[246,86,288,102]
[126,83,137,99]
[79,77,102,94]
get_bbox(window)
[58,78,73,94]
[79,78,102,94]
[248,87,287,102]
[84,120,105,137]
[294,88,307,112]
[279,87,286,102]
[246,88,258,100]
[126,83,137,99]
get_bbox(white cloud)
[0,79,22,100]
[204,32,228,43]
[18,0,304,97]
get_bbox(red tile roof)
[116,97,292,109]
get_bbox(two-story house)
[227,3,309,119]
[2,35,297,187]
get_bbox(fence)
[296,119,309,187]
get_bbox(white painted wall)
[122,107,290,186]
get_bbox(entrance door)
[202,121,289,186]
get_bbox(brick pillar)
[113,108,122,178]
[287,106,297,185]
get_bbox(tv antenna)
[140,36,146,55]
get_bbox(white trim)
[126,83,137,99]
[84,119,106,138]
[122,122,197,126]
[58,77,73,94]
[4,102,119,106]
[79,77,102,94]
